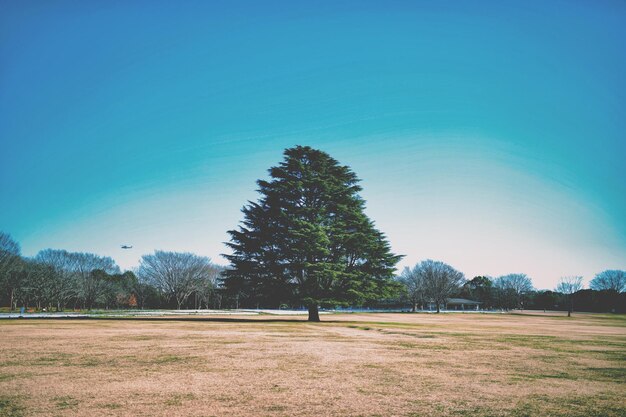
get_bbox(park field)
[0,312,625,417]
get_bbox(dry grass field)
[1,312,625,417]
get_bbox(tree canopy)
[138,251,218,310]
[590,270,626,293]
[398,265,427,312]
[419,260,466,313]
[493,273,533,310]
[460,276,494,308]
[222,146,402,321]
[555,276,583,317]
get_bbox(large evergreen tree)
[223,146,401,321]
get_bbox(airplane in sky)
[120,245,133,249]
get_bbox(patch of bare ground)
[0,313,624,416]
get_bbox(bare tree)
[0,232,21,270]
[35,249,119,310]
[398,265,427,312]
[0,232,22,310]
[556,276,583,317]
[35,249,78,311]
[19,260,56,310]
[494,273,533,310]
[133,268,156,310]
[193,264,224,309]
[138,251,215,310]
[416,260,465,313]
[589,270,626,293]
[71,252,119,309]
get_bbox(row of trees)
[1,229,624,315]
[219,146,625,319]
[0,232,223,311]
[2,147,624,320]
[428,264,626,315]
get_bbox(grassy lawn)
[0,312,624,416]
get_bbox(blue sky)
[1,0,625,289]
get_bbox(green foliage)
[532,290,560,310]
[460,276,494,308]
[223,146,401,313]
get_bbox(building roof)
[446,298,482,305]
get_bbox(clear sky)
[1,0,625,290]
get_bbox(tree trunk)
[568,296,573,317]
[436,303,440,314]
[308,305,320,322]
[412,302,416,313]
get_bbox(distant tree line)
[0,232,224,311]
[1,230,624,314]
[2,147,625,317]
[395,263,625,314]
[217,146,625,319]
